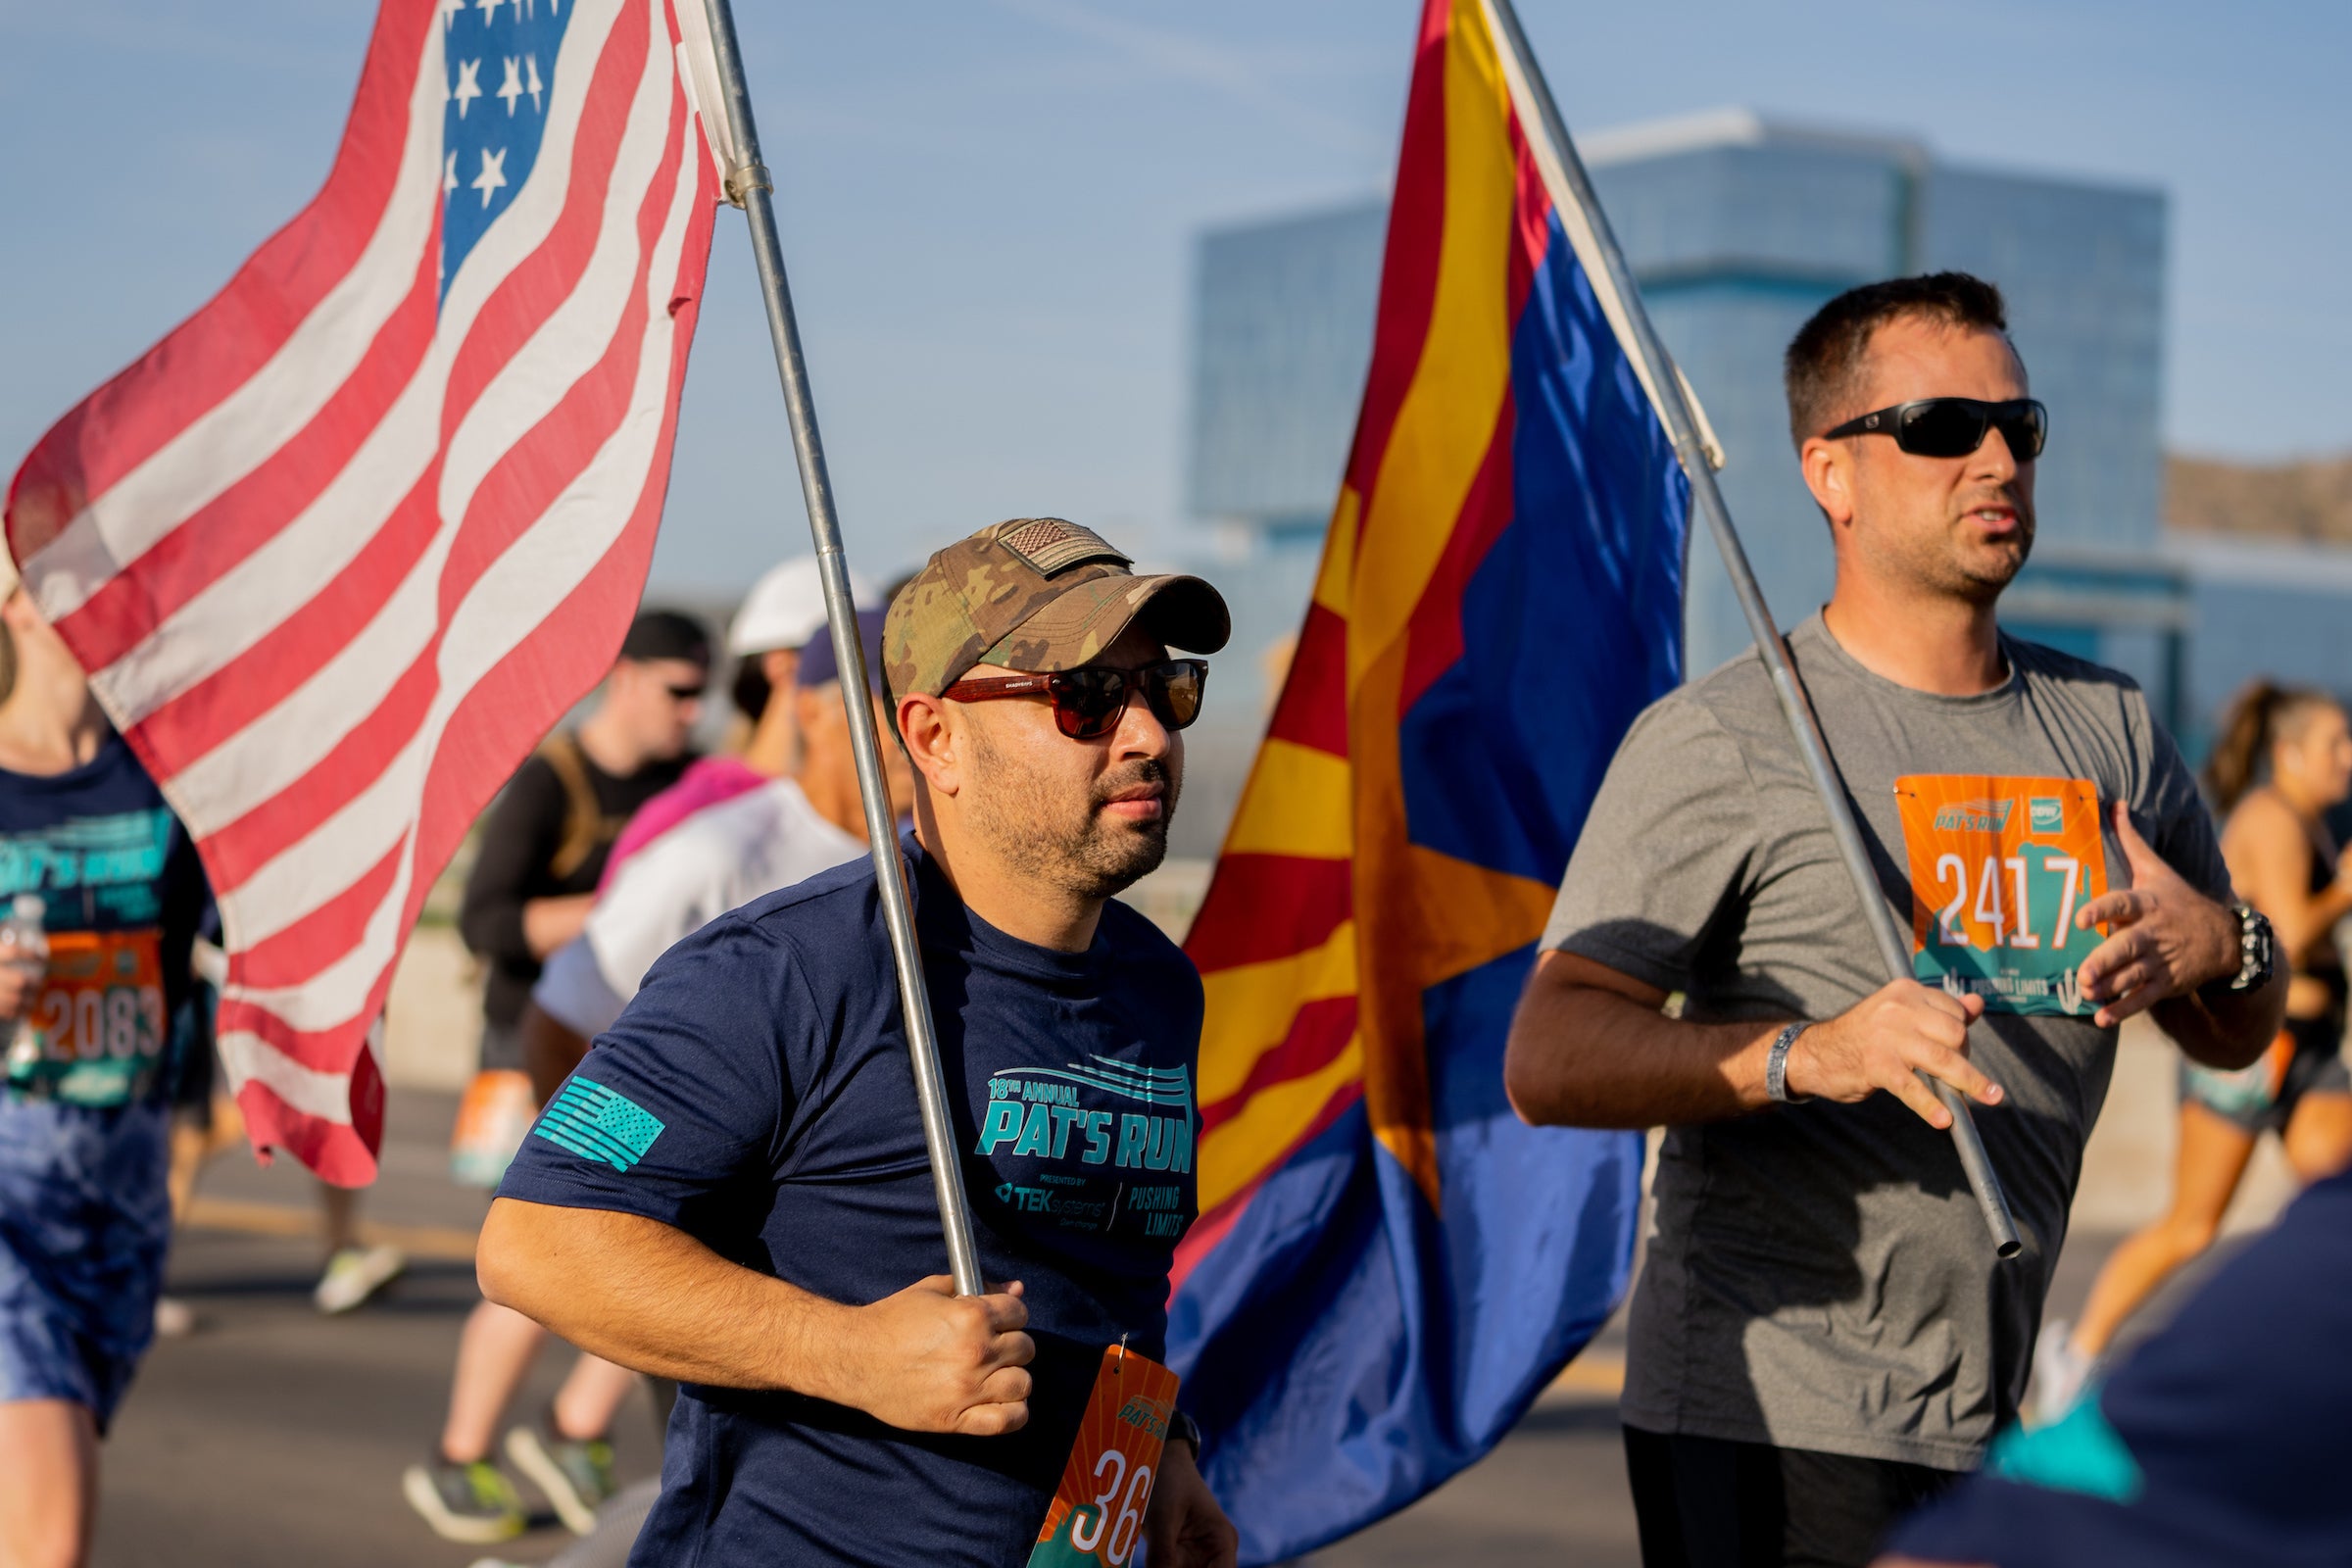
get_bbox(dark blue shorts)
[0,1098,172,1430]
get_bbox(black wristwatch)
[2208,903,2275,995]
[1168,1407,1202,1460]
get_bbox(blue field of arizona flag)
[1164,0,1709,1558]
[5,0,725,1182]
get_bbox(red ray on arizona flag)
[3,0,723,1184]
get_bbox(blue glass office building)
[1185,110,2195,731]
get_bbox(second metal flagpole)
[1484,0,2020,1257]
[695,0,987,1297]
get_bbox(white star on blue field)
[440,0,573,301]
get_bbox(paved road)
[92,1088,2216,1567]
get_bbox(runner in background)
[0,564,210,1568]
[2035,680,2352,1418]
[396,611,708,1542]
[406,591,896,1546]
[589,559,872,893]
[458,609,711,1097]
[529,606,904,1070]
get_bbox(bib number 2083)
[1028,1343,1181,1568]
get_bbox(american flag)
[3,0,724,1183]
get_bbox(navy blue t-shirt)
[497,835,1203,1567]
[1888,1164,2352,1566]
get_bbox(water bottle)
[1,895,48,1076]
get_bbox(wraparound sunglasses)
[942,658,1208,741]
[1824,397,2047,461]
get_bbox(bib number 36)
[1028,1343,1181,1568]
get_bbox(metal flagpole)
[1484,0,2020,1257]
[694,0,988,1297]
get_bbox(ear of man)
[1801,435,1859,530]
[896,693,962,800]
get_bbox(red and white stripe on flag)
[2,0,726,1185]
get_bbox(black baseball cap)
[618,609,711,667]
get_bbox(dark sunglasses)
[1824,397,2047,462]
[663,682,707,702]
[941,658,1208,741]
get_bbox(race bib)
[1892,775,2109,1017]
[1028,1342,1180,1568]
[6,928,169,1105]
[451,1068,540,1189]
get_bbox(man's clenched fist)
[833,1275,1036,1437]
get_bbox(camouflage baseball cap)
[884,517,1230,700]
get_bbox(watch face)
[2238,907,2275,991]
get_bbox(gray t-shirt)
[1541,613,2228,1469]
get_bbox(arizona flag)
[1165,0,1709,1557]
[4,0,724,1183]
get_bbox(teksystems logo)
[1933,799,2014,834]
[2029,797,2065,835]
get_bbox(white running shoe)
[315,1243,408,1314]
[153,1295,198,1339]
[2032,1317,2092,1425]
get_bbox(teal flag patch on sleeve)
[533,1077,666,1172]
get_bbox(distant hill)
[2167,453,2352,543]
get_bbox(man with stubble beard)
[476,518,1239,1567]
[1504,274,2285,1568]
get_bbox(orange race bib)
[1028,1342,1181,1568]
[451,1068,539,1189]
[1892,775,2110,1017]
[6,927,169,1106]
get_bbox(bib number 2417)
[1892,774,2109,1017]
[1028,1343,1181,1568]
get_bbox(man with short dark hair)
[460,610,711,1047]
[1505,272,2286,1567]
[476,519,1239,1567]
[529,609,907,1071]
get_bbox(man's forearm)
[479,1199,850,1396]
[2154,968,2288,1071]
[1504,956,1781,1127]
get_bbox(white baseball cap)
[727,558,879,657]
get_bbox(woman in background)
[2036,679,2352,1419]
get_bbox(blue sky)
[0,0,2342,591]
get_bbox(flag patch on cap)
[533,1077,665,1172]
[996,517,1129,577]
